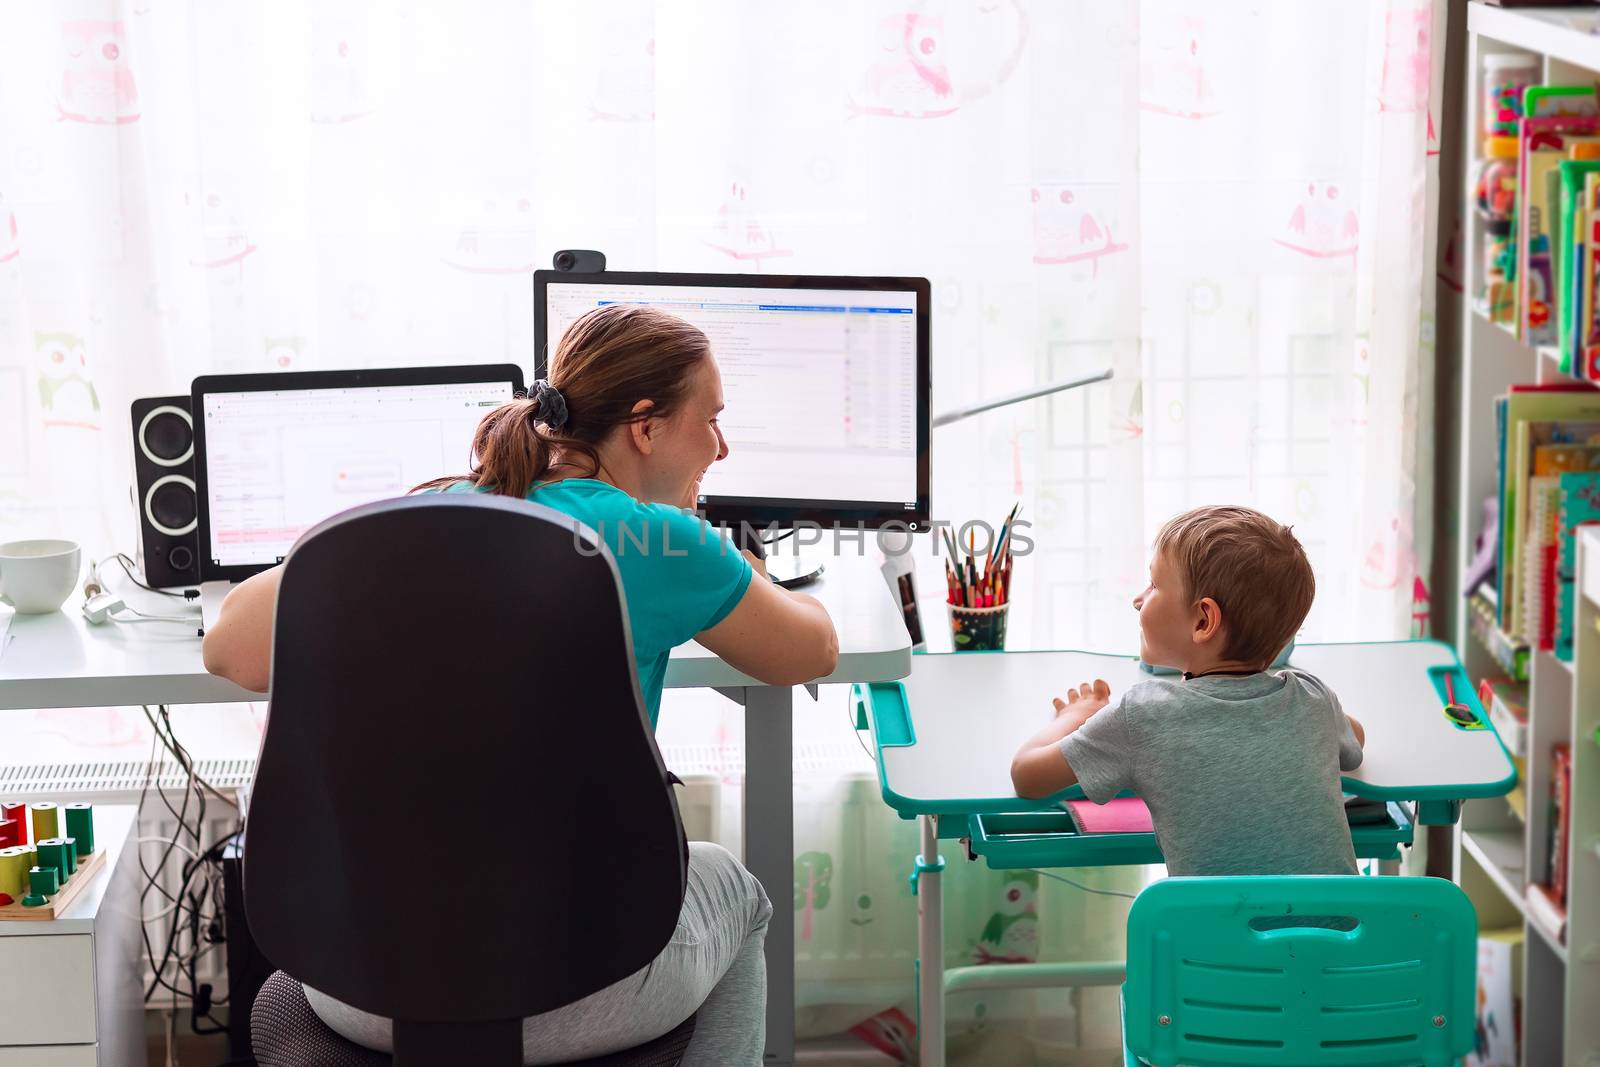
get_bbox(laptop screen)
[197,376,515,572]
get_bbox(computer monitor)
[534,270,930,531]
[192,364,524,582]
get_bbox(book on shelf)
[1550,743,1573,909]
[1506,383,1600,393]
[1505,416,1600,640]
[1470,593,1530,682]
[1519,475,1559,647]
[1518,115,1600,347]
[1555,472,1600,659]
[1465,927,1524,1067]
[1465,496,1500,598]
[1583,170,1600,377]
[1478,580,1499,611]
[1557,159,1600,370]
[1477,677,1529,759]
[1526,882,1567,946]
[1495,391,1600,641]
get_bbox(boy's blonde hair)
[1154,505,1314,669]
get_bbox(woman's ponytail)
[413,303,711,497]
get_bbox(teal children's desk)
[853,641,1517,1067]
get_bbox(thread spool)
[63,804,93,857]
[0,846,27,901]
[31,803,58,843]
[2,802,27,845]
[35,839,69,879]
[28,865,59,896]
[0,818,16,849]
[32,840,59,877]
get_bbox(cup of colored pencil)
[943,504,1017,652]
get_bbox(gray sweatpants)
[304,842,774,1065]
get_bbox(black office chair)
[246,494,697,1067]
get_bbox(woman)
[202,303,839,1064]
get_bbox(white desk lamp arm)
[930,368,1114,429]
[879,368,1115,559]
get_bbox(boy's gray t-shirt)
[1057,669,1363,877]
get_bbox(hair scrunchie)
[532,379,568,431]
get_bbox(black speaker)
[130,395,200,588]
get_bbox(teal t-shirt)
[443,478,753,728]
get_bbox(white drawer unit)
[0,807,144,1067]
[0,1048,100,1066]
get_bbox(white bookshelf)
[1457,9,1600,1064]
[1463,826,1527,905]
[1564,528,1599,1052]
[1469,4,1600,72]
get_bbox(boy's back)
[1059,668,1363,876]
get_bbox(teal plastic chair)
[1122,877,1476,1067]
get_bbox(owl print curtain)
[0,0,1444,1057]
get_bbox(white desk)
[0,554,912,1066]
[0,604,244,710]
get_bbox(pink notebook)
[1063,796,1154,834]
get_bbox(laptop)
[193,364,525,633]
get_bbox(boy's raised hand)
[1014,677,1113,799]
[1052,678,1112,719]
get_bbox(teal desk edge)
[964,801,1414,870]
[857,639,1518,824]
[856,674,1089,819]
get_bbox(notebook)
[1062,796,1391,836]
[1063,796,1154,834]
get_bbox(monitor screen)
[193,365,522,579]
[535,271,930,530]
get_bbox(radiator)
[0,739,874,1004]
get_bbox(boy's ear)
[1193,596,1224,644]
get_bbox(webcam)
[552,249,606,273]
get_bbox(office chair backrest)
[245,494,687,1027]
[1123,876,1477,1067]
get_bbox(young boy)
[1010,505,1367,876]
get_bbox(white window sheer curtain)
[0,0,1441,1055]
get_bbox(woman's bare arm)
[200,565,282,693]
[696,552,839,686]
